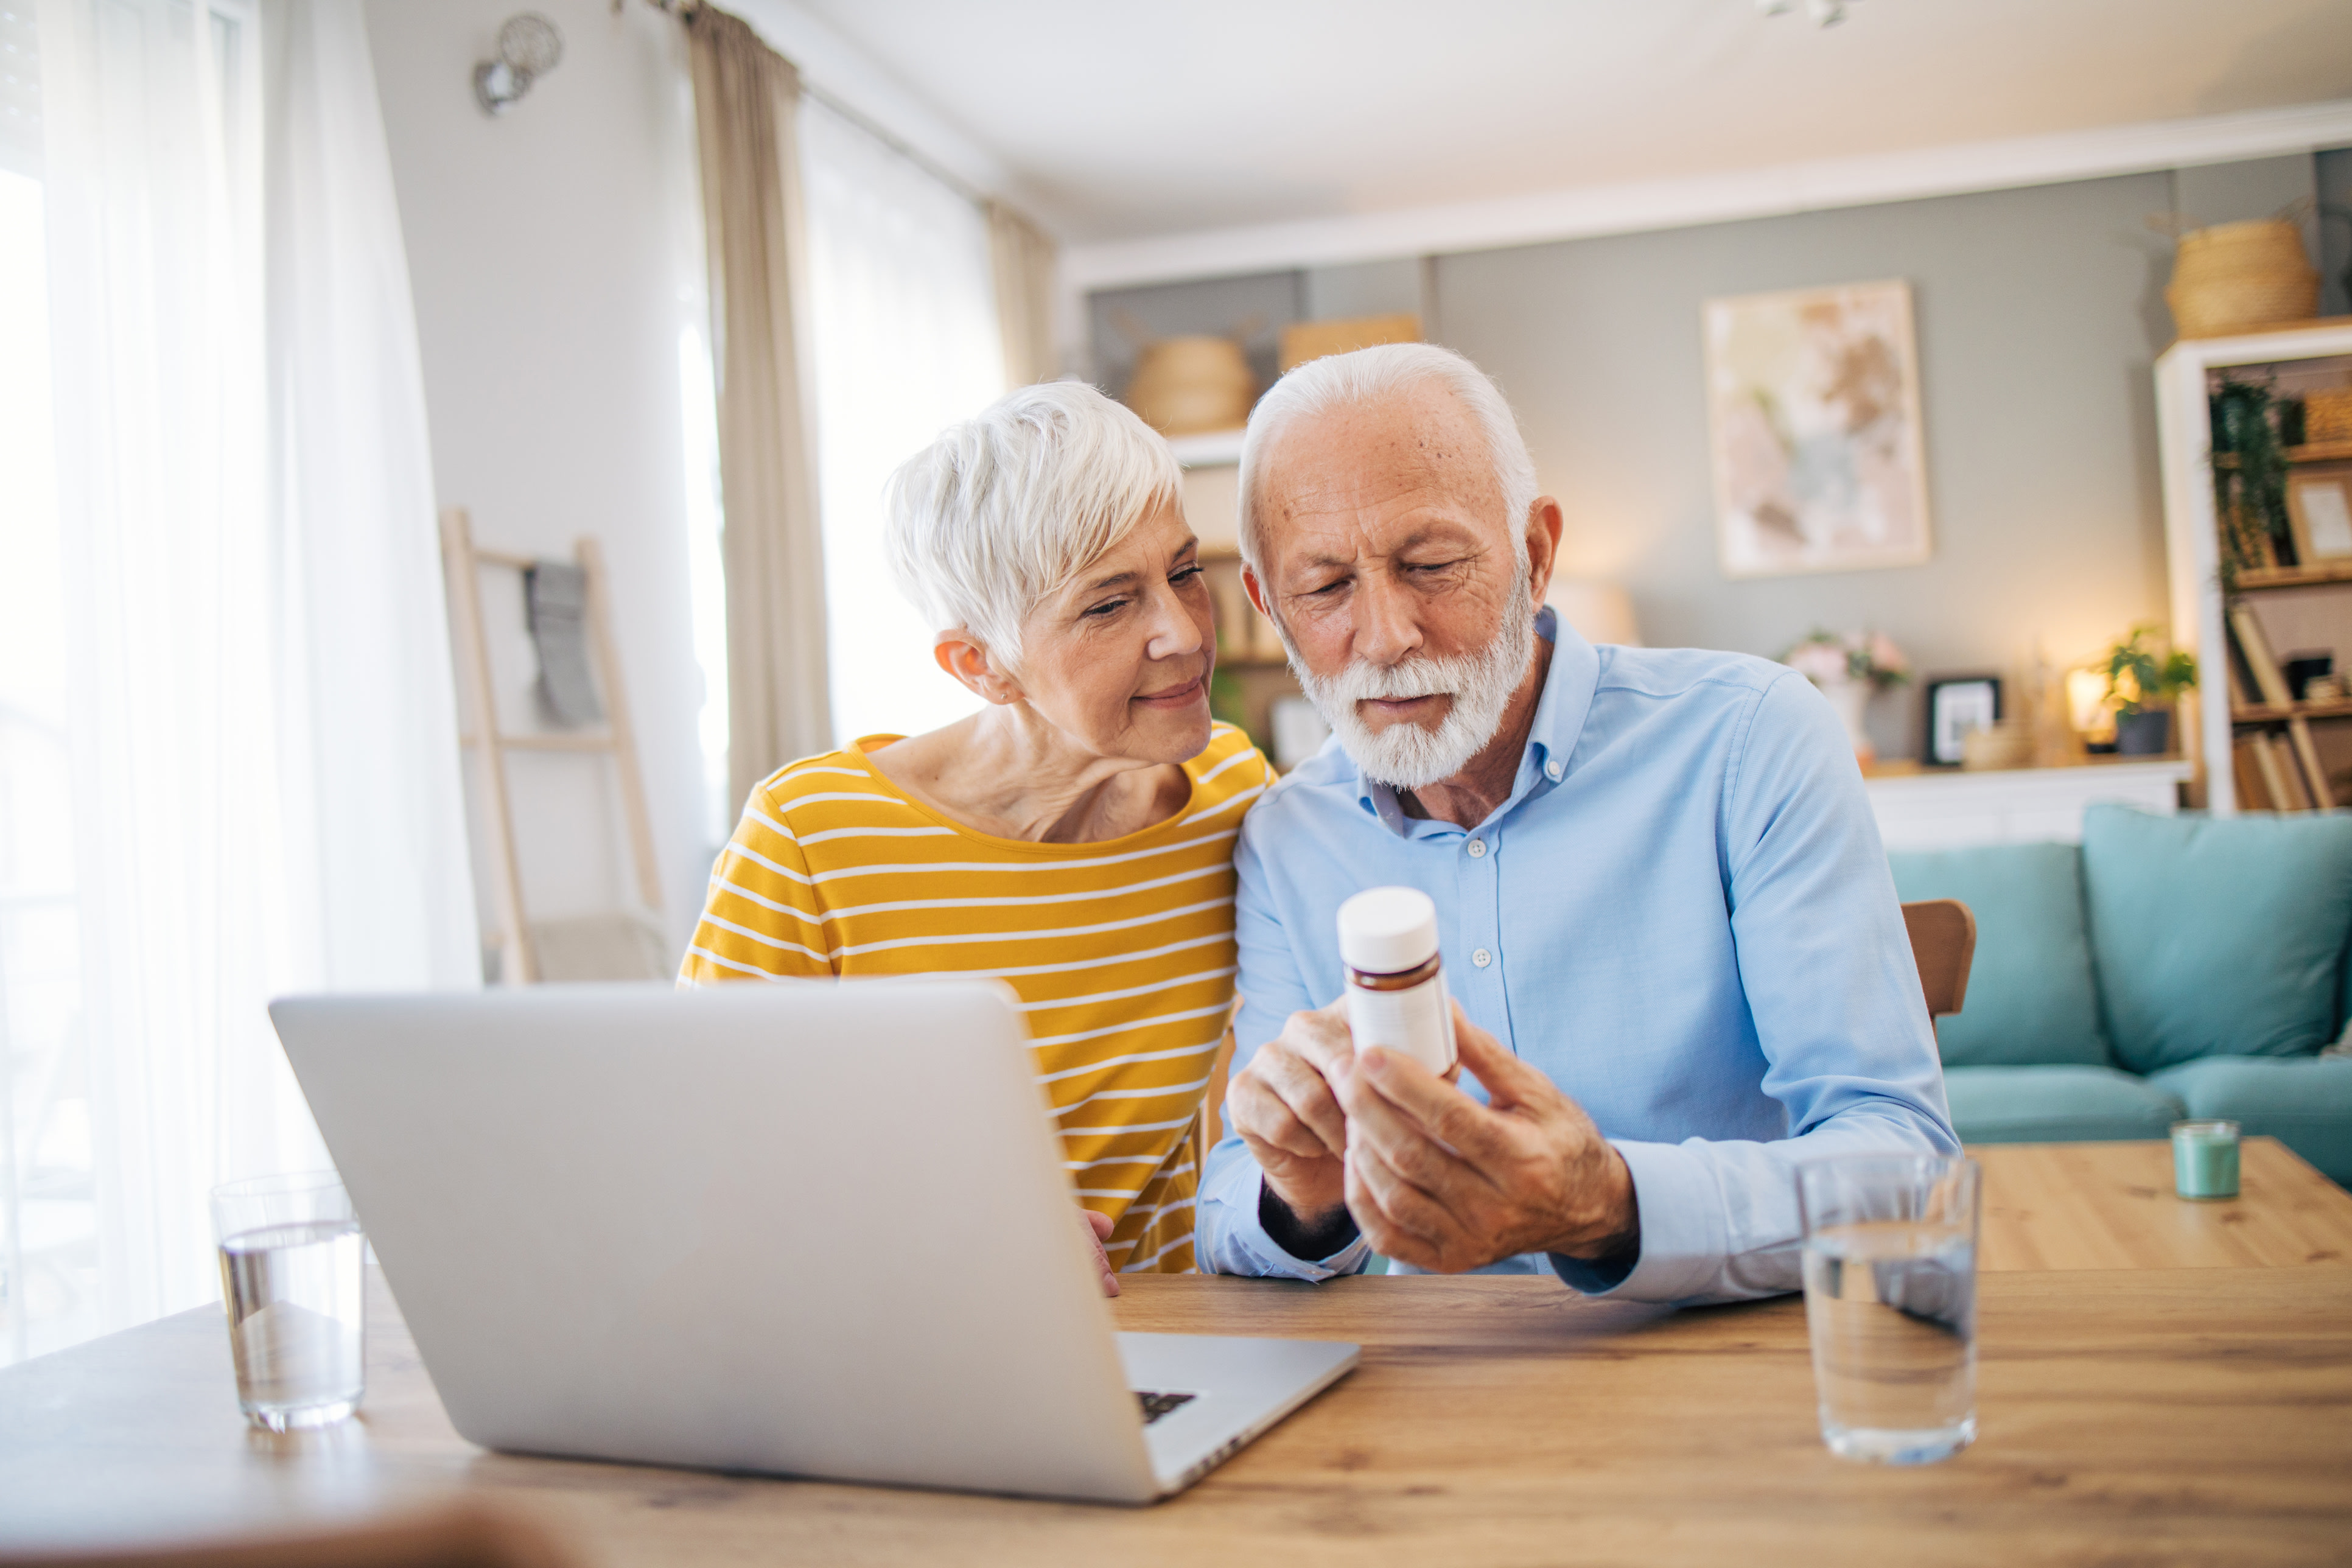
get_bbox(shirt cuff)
[1215,1168,1372,1281]
[1547,1138,1724,1303]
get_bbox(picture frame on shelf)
[1923,675,2001,768]
[2285,464,2352,564]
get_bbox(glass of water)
[209,1171,366,1431]
[1796,1153,1980,1465]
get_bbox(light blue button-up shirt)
[1197,607,1958,1304]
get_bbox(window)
[0,0,463,1366]
[0,29,89,1359]
[800,96,1003,748]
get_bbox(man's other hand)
[1227,998,1359,1231]
[1337,1001,1638,1273]
[1082,1208,1121,1297]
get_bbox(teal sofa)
[1888,803,2352,1187]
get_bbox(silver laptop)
[268,981,1356,1505]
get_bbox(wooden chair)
[0,1508,576,1568]
[1191,901,1976,1172]
[1197,1026,1237,1175]
[1902,897,1978,1019]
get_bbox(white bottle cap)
[1337,886,1441,975]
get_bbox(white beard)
[1287,580,1536,791]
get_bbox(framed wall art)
[1704,279,1933,578]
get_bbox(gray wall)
[2173,153,2317,265]
[1435,172,2192,758]
[2320,147,2352,317]
[1090,155,2343,760]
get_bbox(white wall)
[363,0,712,961]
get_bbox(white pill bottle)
[1337,886,1457,1075]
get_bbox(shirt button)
[1545,760,1564,780]
[1472,948,1493,968]
[1467,839,1486,858]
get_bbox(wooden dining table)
[4,1139,2350,1567]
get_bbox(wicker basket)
[2165,220,2319,340]
[1278,313,1421,372]
[1123,336,1255,435]
[2303,387,2352,446]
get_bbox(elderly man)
[1195,343,1956,1303]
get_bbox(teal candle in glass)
[2172,1119,2241,1201]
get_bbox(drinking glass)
[1796,1153,1980,1465]
[209,1171,366,1431]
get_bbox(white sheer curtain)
[799,97,1002,748]
[0,0,474,1365]
[261,0,477,994]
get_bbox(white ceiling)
[793,0,2352,245]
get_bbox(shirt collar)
[1355,604,1602,837]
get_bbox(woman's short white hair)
[1236,342,1538,573]
[885,380,1183,664]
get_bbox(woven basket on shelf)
[2164,220,2319,340]
[2303,387,2352,446]
[1122,336,1256,436]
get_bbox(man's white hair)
[1235,341,1539,575]
[885,380,1182,666]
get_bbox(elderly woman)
[680,381,1270,1283]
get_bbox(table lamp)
[2067,667,2116,746]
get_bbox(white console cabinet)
[1864,758,2192,852]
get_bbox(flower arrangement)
[1778,629,1912,691]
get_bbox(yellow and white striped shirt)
[679,723,1271,1275]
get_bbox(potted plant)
[2210,375,2294,590]
[2101,625,2197,756]
[1779,629,1911,764]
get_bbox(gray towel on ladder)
[523,561,605,728]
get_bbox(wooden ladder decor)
[439,506,664,985]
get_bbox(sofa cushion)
[2149,1055,2352,1188]
[1941,1065,2186,1144]
[1887,843,2110,1068]
[2080,805,2352,1073]
[2340,919,2352,1041]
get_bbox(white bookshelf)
[2154,319,2352,814]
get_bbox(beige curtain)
[686,7,833,811]
[987,199,1059,388]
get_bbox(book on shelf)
[2286,719,2337,808]
[2225,629,2264,708]
[2227,604,2338,807]
[2232,737,2272,809]
[2255,731,2311,810]
[2228,604,2296,707]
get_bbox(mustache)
[1321,651,1489,703]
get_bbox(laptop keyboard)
[1135,1390,1197,1424]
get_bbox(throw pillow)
[2081,805,2352,1072]
[1888,843,2110,1068]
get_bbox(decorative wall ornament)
[1704,279,1933,578]
[1756,0,1854,26]
[474,13,564,116]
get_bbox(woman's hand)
[1081,1208,1122,1297]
